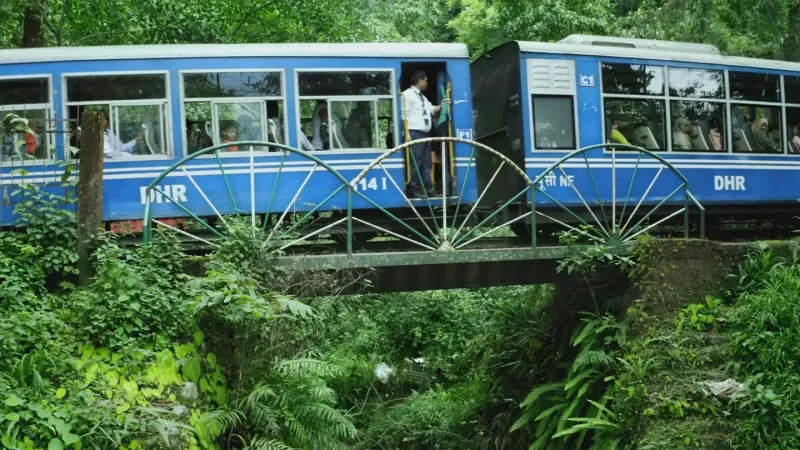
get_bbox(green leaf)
[207,353,217,368]
[534,403,567,422]
[4,394,24,407]
[56,388,67,399]
[509,412,530,432]
[193,330,204,345]
[62,433,80,446]
[48,438,65,450]
[130,302,141,311]
[277,297,313,317]
[182,358,202,383]
[4,412,20,422]
[521,382,565,408]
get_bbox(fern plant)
[195,359,357,450]
[511,313,627,450]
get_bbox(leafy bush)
[68,231,191,349]
[728,248,800,449]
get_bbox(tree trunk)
[783,5,800,61]
[22,0,46,48]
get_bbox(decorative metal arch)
[530,143,705,246]
[142,141,354,252]
[347,136,535,252]
[142,137,539,256]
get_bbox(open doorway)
[399,62,451,194]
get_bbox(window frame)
[0,74,55,165]
[294,68,397,154]
[530,94,578,151]
[179,68,287,158]
[526,59,581,153]
[599,62,794,155]
[61,70,173,162]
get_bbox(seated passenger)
[298,131,315,152]
[791,125,800,153]
[221,122,240,152]
[101,111,143,158]
[751,117,776,152]
[609,120,630,145]
[312,102,329,150]
[672,117,692,150]
[708,118,723,151]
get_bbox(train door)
[399,62,451,195]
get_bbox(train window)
[531,95,575,150]
[297,70,394,151]
[731,104,782,153]
[601,63,664,96]
[787,107,800,153]
[66,74,166,102]
[670,101,726,151]
[729,72,780,103]
[785,76,800,104]
[0,77,52,161]
[182,71,284,154]
[298,72,392,96]
[604,99,666,150]
[65,73,170,159]
[668,68,725,99]
[183,72,281,98]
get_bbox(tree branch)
[229,0,274,41]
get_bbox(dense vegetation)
[5,160,800,450]
[3,0,800,62]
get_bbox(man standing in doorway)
[402,71,449,198]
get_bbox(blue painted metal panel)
[518,51,800,210]
[0,55,475,225]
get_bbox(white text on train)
[714,176,746,191]
[140,185,189,204]
[355,177,388,191]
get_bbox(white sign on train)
[140,185,188,204]
[538,172,575,190]
[714,175,746,191]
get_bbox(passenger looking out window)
[608,120,630,145]
[709,118,723,151]
[100,110,144,158]
[672,118,692,150]
[791,125,800,153]
[751,117,776,152]
[221,121,240,152]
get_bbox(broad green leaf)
[56,388,67,399]
[48,438,65,450]
[4,394,24,407]
[521,382,565,408]
[4,412,20,422]
[182,358,202,383]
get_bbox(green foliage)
[556,227,636,276]
[674,296,722,332]
[727,248,800,449]
[68,231,190,349]
[512,313,628,450]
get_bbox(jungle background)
[3,1,800,449]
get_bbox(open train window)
[181,70,285,155]
[527,59,578,151]
[296,70,394,152]
[0,77,53,162]
[65,72,170,160]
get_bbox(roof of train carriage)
[485,34,800,74]
[0,42,469,65]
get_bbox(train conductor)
[402,70,450,198]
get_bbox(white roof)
[517,38,800,73]
[558,34,720,55]
[0,42,469,65]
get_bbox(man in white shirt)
[402,71,449,198]
[99,110,143,158]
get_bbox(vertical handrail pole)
[441,141,447,241]
[347,188,353,256]
[684,185,689,239]
[531,188,537,248]
[77,110,104,285]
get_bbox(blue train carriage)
[471,35,800,241]
[0,42,476,240]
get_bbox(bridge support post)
[77,111,104,285]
